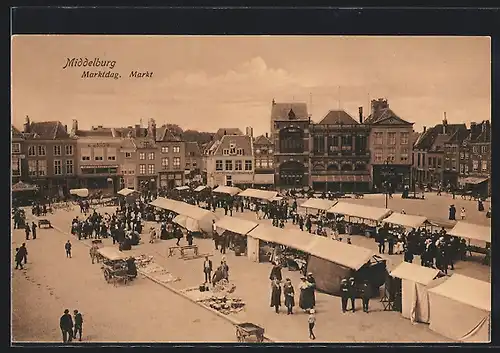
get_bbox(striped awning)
[80,165,119,169]
[311,174,371,183]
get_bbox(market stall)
[213,186,242,196]
[390,262,445,323]
[12,181,39,207]
[300,198,337,213]
[175,186,191,191]
[448,221,491,243]
[214,216,259,257]
[173,215,201,232]
[117,188,137,197]
[428,274,491,342]
[327,202,392,236]
[382,213,428,229]
[194,185,209,192]
[70,188,89,198]
[237,188,278,201]
[149,197,186,214]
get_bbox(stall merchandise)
[448,221,491,243]
[238,188,278,201]
[213,186,242,196]
[328,202,392,222]
[300,198,337,212]
[428,274,491,342]
[383,213,428,229]
[390,262,445,323]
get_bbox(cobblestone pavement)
[12,193,489,343]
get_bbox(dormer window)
[255,149,261,154]
[223,149,229,156]
[237,148,243,155]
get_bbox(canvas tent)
[328,202,392,222]
[117,188,137,197]
[214,216,259,236]
[383,213,428,229]
[390,262,443,323]
[428,274,491,342]
[70,188,89,198]
[213,186,242,196]
[175,186,190,191]
[448,221,491,243]
[12,181,38,192]
[238,188,278,201]
[173,215,201,232]
[300,198,337,212]
[194,185,208,192]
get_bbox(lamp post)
[383,159,390,209]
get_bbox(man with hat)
[306,272,317,308]
[59,309,74,343]
[340,278,349,313]
[360,279,372,313]
[348,277,357,312]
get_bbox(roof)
[150,197,217,223]
[254,134,272,146]
[300,198,338,211]
[117,188,138,196]
[383,213,427,229]
[431,134,452,152]
[318,110,359,125]
[271,102,308,122]
[97,247,130,261]
[410,132,421,147]
[194,185,209,192]
[211,135,253,157]
[248,224,315,253]
[215,128,243,139]
[75,127,115,138]
[448,221,491,243]
[390,262,441,285]
[173,215,201,232]
[428,274,491,312]
[175,186,190,191]
[238,188,278,201]
[156,125,181,142]
[12,126,24,139]
[414,124,466,150]
[185,141,201,157]
[212,186,242,196]
[364,107,411,125]
[328,202,392,222]
[25,121,69,140]
[214,216,259,235]
[472,122,491,144]
[120,138,137,149]
[445,128,470,145]
[134,138,157,149]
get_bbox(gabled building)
[364,99,414,191]
[155,123,185,189]
[253,133,275,186]
[309,108,371,192]
[185,141,203,184]
[443,127,471,187]
[12,125,26,183]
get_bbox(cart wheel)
[104,269,111,282]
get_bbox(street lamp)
[383,159,390,209]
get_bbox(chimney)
[265,132,268,138]
[371,98,389,114]
[23,115,31,133]
[246,127,253,138]
[135,124,141,137]
[64,124,68,133]
[358,106,363,124]
[148,118,156,140]
[71,119,78,135]
[442,112,448,134]
[224,130,227,136]
[272,98,276,106]
[423,126,427,133]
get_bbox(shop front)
[372,165,411,191]
[78,165,120,194]
[159,172,184,189]
[311,174,371,193]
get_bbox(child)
[308,309,316,340]
[460,207,466,220]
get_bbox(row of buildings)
[12,98,491,196]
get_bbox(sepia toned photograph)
[11,35,491,344]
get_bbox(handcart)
[97,247,136,286]
[235,322,265,343]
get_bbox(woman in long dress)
[270,278,282,314]
[299,277,313,311]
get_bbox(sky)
[11,36,491,136]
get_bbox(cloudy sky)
[11,36,490,136]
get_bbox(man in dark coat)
[203,256,213,284]
[60,309,74,343]
[19,243,28,264]
[348,277,357,312]
[361,280,372,313]
[306,273,317,308]
[449,204,456,221]
[340,278,349,313]
[14,248,24,269]
[270,278,282,314]
[73,310,83,341]
[31,222,37,240]
[269,262,283,282]
[24,224,31,240]
[283,278,295,314]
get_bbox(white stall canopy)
[173,215,201,232]
[214,216,259,236]
[328,202,392,222]
[448,221,491,243]
[300,198,338,212]
[391,262,441,285]
[194,185,208,192]
[238,188,278,201]
[383,213,428,229]
[248,225,315,253]
[70,188,89,198]
[213,186,242,196]
[97,247,129,261]
[117,188,137,196]
[175,186,190,191]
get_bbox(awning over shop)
[247,225,315,253]
[300,198,338,211]
[238,188,278,201]
[194,185,208,192]
[448,221,491,243]
[231,174,254,184]
[459,177,489,185]
[311,174,371,183]
[69,188,89,197]
[253,173,275,185]
[328,202,392,222]
[173,215,201,232]
[213,186,242,196]
[149,197,185,214]
[383,213,428,229]
[214,216,259,236]
[175,186,190,191]
[307,236,375,270]
[390,262,441,285]
[117,188,137,196]
[97,247,130,261]
[12,181,39,192]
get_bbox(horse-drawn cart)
[235,322,265,343]
[97,247,137,286]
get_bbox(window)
[65,160,74,175]
[481,145,488,154]
[107,148,117,161]
[374,132,383,145]
[451,159,456,170]
[400,148,409,162]
[387,132,396,145]
[161,157,169,170]
[139,164,146,175]
[387,147,396,162]
[139,152,145,160]
[215,160,223,171]
[255,159,262,168]
[223,149,229,156]
[428,157,432,167]
[465,153,469,160]
[28,145,36,156]
[148,164,155,174]
[148,152,155,160]
[125,152,132,159]
[237,148,243,156]
[53,145,62,156]
[482,161,488,172]
[235,160,242,171]
[460,164,465,174]
[54,160,62,175]
[400,132,409,145]
[472,160,479,171]
[437,158,442,168]
[65,145,74,156]
[229,146,236,155]
[173,146,180,153]
[12,143,21,154]
[11,157,20,176]
[341,135,352,150]
[472,146,478,153]
[460,152,465,160]
[255,149,261,155]
[81,147,91,161]
[38,160,47,176]
[465,165,469,173]
[28,160,37,176]
[261,159,269,168]
[417,153,421,167]
[37,145,46,156]
[245,160,252,171]
[173,157,181,169]
[161,146,169,153]
[269,159,274,168]
[225,160,233,171]
[94,147,104,161]
[374,149,383,162]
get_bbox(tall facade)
[12,126,26,184]
[364,99,414,191]
[309,109,371,192]
[253,133,275,186]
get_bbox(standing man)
[24,223,31,240]
[348,277,357,313]
[212,220,219,250]
[73,310,83,341]
[203,256,213,284]
[360,280,372,313]
[31,222,37,240]
[59,309,74,343]
[19,243,28,264]
[219,233,227,254]
[14,248,24,270]
[308,309,316,340]
[65,240,72,258]
[283,278,295,315]
[340,278,349,313]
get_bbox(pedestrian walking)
[460,207,466,220]
[361,280,372,313]
[31,222,37,240]
[212,220,219,250]
[24,224,31,240]
[270,278,282,314]
[20,243,28,264]
[73,310,83,341]
[340,278,349,313]
[65,240,72,258]
[283,278,295,315]
[14,248,24,269]
[348,277,357,312]
[308,309,316,340]
[203,256,212,284]
[59,309,74,343]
